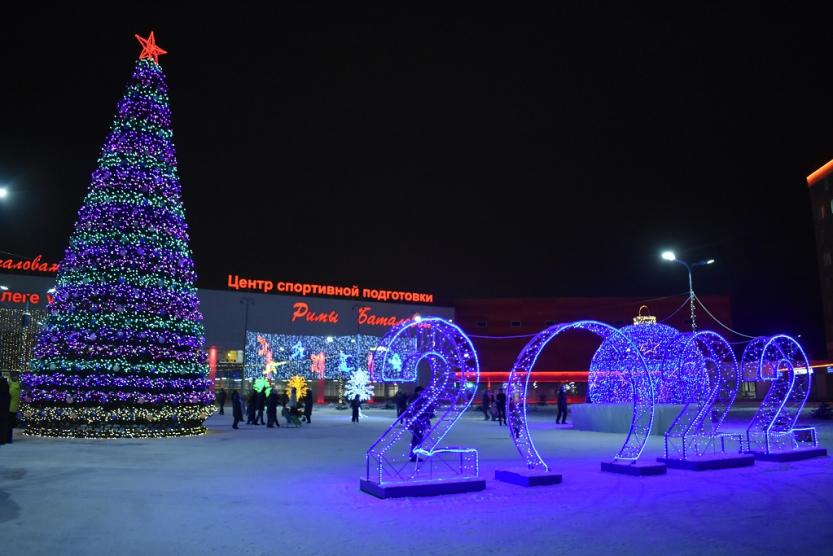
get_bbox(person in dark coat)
[0,376,10,445]
[256,389,266,425]
[231,391,243,429]
[496,388,507,426]
[350,394,362,423]
[302,389,314,423]
[481,389,492,421]
[246,392,257,425]
[395,390,408,417]
[217,388,227,415]
[556,384,568,424]
[266,390,280,428]
[407,386,433,461]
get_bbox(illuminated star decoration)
[135,31,167,64]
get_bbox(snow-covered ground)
[1,405,831,556]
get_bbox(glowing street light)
[660,250,715,331]
[0,187,8,199]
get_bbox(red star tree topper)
[135,31,167,64]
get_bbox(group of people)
[480,387,509,425]
[0,372,21,445]
[216,387,314,430]
[481,384,569,425]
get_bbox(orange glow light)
[807,158,833,187]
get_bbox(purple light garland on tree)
[21,35,213,438]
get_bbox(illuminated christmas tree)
[21,33,214,438]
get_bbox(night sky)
[1,7,831,355]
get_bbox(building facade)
[0,267,451,401]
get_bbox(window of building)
[510,321,522,327]
[739,381,757,400]
[475,320,488,328]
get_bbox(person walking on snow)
[216,388,226,415]
[496,388,507,426]
[256,388,266,425]
[302,389,314,423]
[556,384,568,424]
[350,394,362,423]
[231,391,243,429]
[395,390,408,417]
[246,392,256,425]
[266,389,280,428]
[289,387,298,417]
[481,389,492,420]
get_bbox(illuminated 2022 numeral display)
[361,318,481,497]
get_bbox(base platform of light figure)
[360,317,482,498]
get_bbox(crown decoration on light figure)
[633,304,657,325]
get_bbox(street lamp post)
[661,251,715,331]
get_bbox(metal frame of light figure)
[507,321,654,471]
[365,318,480,485]
[663,331,741,460]
[743,335,818,454]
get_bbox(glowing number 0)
[360,318,482,498]
[505,321,655,473]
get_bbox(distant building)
[807,159,833,358]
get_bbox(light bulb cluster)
[22,57,212,439]
[23,373,210,390]
[29,357,206,376]
[51,284,201,320]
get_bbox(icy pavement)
[1,405,832,556]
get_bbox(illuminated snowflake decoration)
[346,368,374,402]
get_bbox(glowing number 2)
[742,335,818,454]
[662,331,741,460]
[362,318,480,490]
